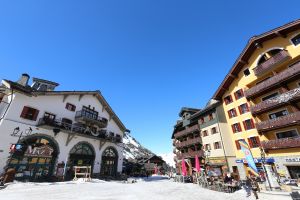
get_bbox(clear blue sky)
[0,1,299,154]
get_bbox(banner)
[238,139,259,176]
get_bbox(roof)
[213,19,300,100]
[190,99,220,119]
[32,77,59,86]
[2,80,127,132]
[179,107,200,117]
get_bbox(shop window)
[20,106,39,121]
[224,95,233,105]
[202,130,208,137]
[214,142,221,149]
[291,33,300,46]
[243,68,250,77]
[228,108,237,118]
[269,109,288,120]
[248,137,260,148]
[234,89,244,100]
[66,103,76,112]
[211,127,218,134]
[243,119,255,130]
[262,92,279,101]
[238,103,249,115]
[276,130,298,139]
[235,140,241,150]
[231,123,242,133]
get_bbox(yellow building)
[213,19,300,179]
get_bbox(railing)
[38,117,121,142]
[262,136,300,150]
[176,150,204,160]
[256,111,300,132]
[251,87,300,115]
[175,137,201,148]
[253,50,291,76]
[75,111,108,127]
[174,124,200,138]
[245,61,300,99]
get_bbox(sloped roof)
[213,19,300,100]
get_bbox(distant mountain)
[158,152,175,168]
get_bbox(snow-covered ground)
[0,176,290,200]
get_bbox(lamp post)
[260,146,272,191]
[204,149,211,176]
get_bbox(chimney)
[17,73,30,86]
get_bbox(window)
[243,119,255,130]
[82,106,98,119]
[238,103,249,114]
[205,144,211,151]
[269,110,288,120]
[44,112,56,122]
[291,34,300,46]
[228,108,237,118]
[231,123,242,133]
[66,103,76,112]
[243,68,250,76]
[248,137,260,148]
[202,130,208,137]
[211,127,218,134]
[199,117,204,124]
[234,89,244,100]
[208,113,214,121]
[224,95,233,105]
[262,92,279,101]
[276,130,298,139]
[214,142,221,149]
[235,140,241,150]
[20,106,39,121]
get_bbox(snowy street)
[0,176,291,200]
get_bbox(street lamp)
[204,149,211,176]
[260,146,272,191]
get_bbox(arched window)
[257,49,282,65]
[101,147,118,176]
[70,143,94,155]
[291,33,300,46]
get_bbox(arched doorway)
[68,142,95,168]
[8,135,59,182]
[100,147,118,177]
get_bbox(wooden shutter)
[231,124,235,133]
[255,136,261,147]
[248,138,253,148]
[32,109,39,121]
[238,105,242,115]
[228,110,232,118]
[235,140,241,150]
[238,123,242,132]
[250,119,255,128]
[242,121,247,130]
[20,106,29,118]
[246,103,250,112]
[234,91,238,100]
[240,89,244,97]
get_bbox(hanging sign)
[24,145,54,158]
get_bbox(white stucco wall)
[0,92,125,175]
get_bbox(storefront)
[207,157,227,176]
[8,135,59,182]
[100,147,118,176]
[275,156,300,179]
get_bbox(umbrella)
[195,155,201,173]
[181,159,187,176]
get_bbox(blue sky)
[0,1,299,154]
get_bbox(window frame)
[243,68,250,77]
[235,140,241,150]
[231,123,242,133]
[65,103,76,112]
[202,130,208,137]
[248,136,261,148]
[234,89,244,100]
[228,108,237,118]
[261,91,279,102]
[214,141,221,149]
[275,129,299,139]
[224,95,233,105]
[238,103,250,115]
[243,119,255,130]
[290,33,300,47]
[268,109,289,120]
[20,106,39,121]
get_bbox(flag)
[239,139,259,176]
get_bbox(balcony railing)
[175,137,201,149]
[37,117,121,142]
[251,87,300,115]
[245,61,300,99]
[262,136,300,150]
[174,124,200,138]
[75,111,108,128]
[253,50,291,76]
[256,111,300,133]
[176,150,204,160]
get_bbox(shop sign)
[24,145,54,158]
[236,158,275,164]
[286,158,300,162]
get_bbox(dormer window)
[291,33,300,46]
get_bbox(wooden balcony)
[253,50,291,76]
[245,61,300,99]
[251,88,300,115]
[75,110,108,128]
[176,150,204,160]
[175,137,201,149]
[37,117,121,142]
[174,124,200,138]
[256,111,300,133]
[262,136,300,150]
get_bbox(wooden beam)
[79,94,84,101]
[109,115,114,121]
[239,59,248,65]
[99,140,106,151]
[275,31,287,38]
[229,74,237,78]
[63,94,69,103]
[66,133,75,146]
[102,106,107,112]
[254,42,263,49]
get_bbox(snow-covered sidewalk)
[0,176,291,200]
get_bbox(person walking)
[250,176,259,199]
[245,176,252,197]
